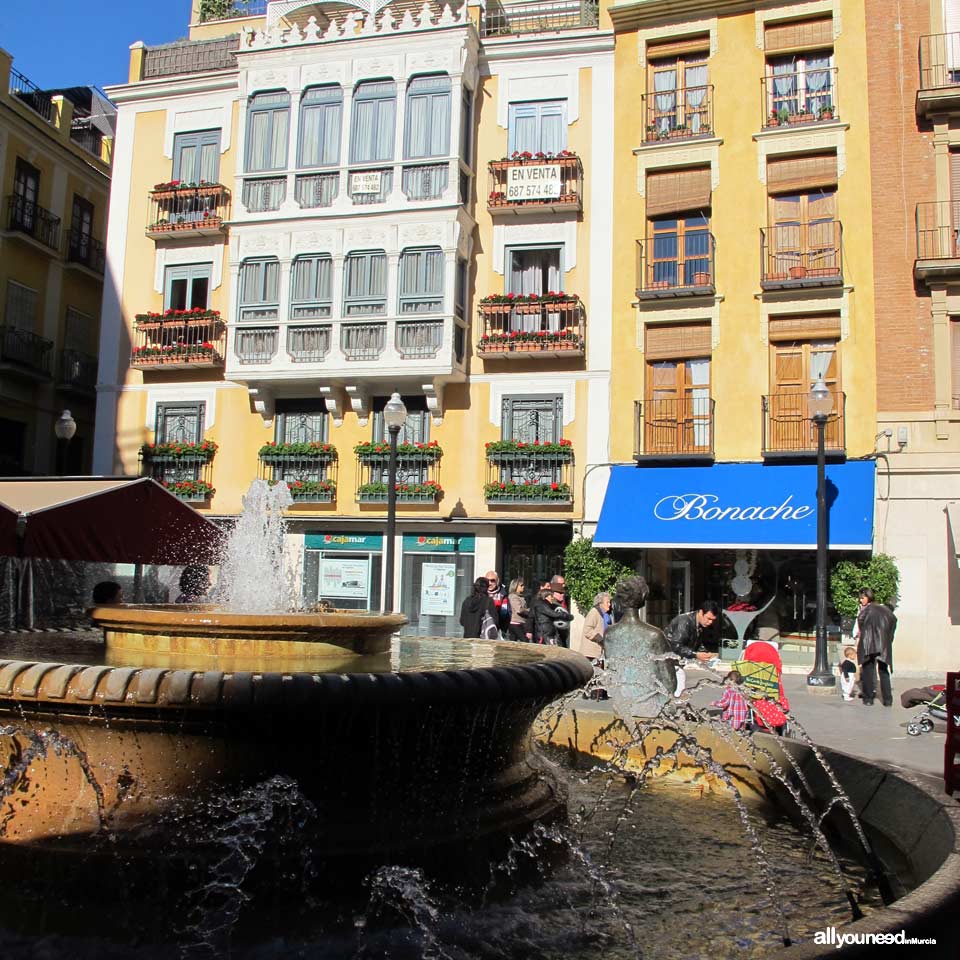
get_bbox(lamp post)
[807,377,835,687]
[383,392,407,613]
[54,409,77,476]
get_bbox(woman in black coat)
[459,576,499,638]
[531,587,574,645]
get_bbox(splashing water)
[216,480,296,614]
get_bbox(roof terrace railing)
[197,0,268,22]
[482,0,599,37]
[9,68,53,123]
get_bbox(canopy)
[0,477,222,564]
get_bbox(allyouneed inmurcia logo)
[653,494,814,522]
[813,927,936,949]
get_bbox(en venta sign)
[350,171,383,195]
[506,164,562,201]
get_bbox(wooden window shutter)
[950,151,960,205]
[764,16,833,54]
[952,321,960,404]
[647,34,710,60]
[646,167,711,217]
[766,154,838,194]
[645,321,712,360]
[768,314,842,342]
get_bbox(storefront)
[593,462,876,658]
[399,533,476,637]
[302,533,383,611]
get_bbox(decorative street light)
[383,392,407,613]
[54,409,77,475]
[807,376,835,687]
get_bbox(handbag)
[479,608,500,640]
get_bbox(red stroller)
[739,640,790,734]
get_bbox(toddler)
[838,645,858,701]
[710,670,750,731]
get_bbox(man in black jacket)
[856,588,897,706]
[664,601,720,662]
[532,587,574,645]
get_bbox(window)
[173,129,221,182]
[246,91,290,173]
[153,402,205,486]
[500,395,563,484]
[298,86,342,168]
[350,81,396,164]
[343,250,388,316]
[768,189,838,276]
[649,215,711,287]
[769,336,842,447]
[239,259,280,322]
[370,396,430,483]
[164,263,211,312]
[645,357,712,453]
[273,401,331,483]
[505,246,563,333]
[507,100,566,154]
[291,255,333,319]
[648,48,709,136]
[5,281,37,331]
[405,76,451,159]
[399,248,444,314]
[64,306,95,352]
[767,53,834,118]
[13,158,39,231]
[952,320,960,410]
[460,87,473,166]
[455,258,467,319]
[69,194,94,261]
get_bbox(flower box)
[259,442,337,463]
[354,441,442,463]
[485,439,573,462]
[161,479,215,501]
[357,481,443,502]
[788,113,815,125]
[484,481,572,502]
[286,479,336,501]
[788,265,808,280]
[135,309,222,326]
[142,440,218,462]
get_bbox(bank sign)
[506,164,562,201]
[305,533,383,551]
[593,461,875,550]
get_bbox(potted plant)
[646,124,660,142]
[693,271,711,286]
[776,108,790,126]
[788,264,808,280]
[669,124,687,139]
[818,104,835,121]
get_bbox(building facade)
[0,50,114,475]
[95,0,613,633]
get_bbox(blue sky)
[5,1,194,91]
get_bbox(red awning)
[0,477,223,564]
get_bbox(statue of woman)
[602,576,677,718]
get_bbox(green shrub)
[830,553,900,620]
[563,537,634,616]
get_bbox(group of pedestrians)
[459,570,574,645]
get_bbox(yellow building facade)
[0,50,113,475]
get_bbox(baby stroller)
[904,685,948,737]
[733,640,791,735]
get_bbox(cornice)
[479,30,615,65]
[608,0,757,31]
[104,71,239,106]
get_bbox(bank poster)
[320,558,369,599]
[420,563,456,616]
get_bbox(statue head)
[614,575,649,612]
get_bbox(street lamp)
[807,376,835,687]
[383,392,407,613]
[54,409,77,475]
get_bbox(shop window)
[343,250,387,316]
[239,258,280,322]
[303,536,383,611]
[399,247,444,314]
[164,263,211,312]
[404,75,451,160]
[298,86,342,168]
[246,91,290,173]
[647,46,709,136]
[645,357,712,454]
[5,281,37,331]
[173,129,221,183]
[507,100,566,154]
[399,534,475,638]
[350,80,396,164]
[291,255,333,319]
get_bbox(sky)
[4,1,194,91]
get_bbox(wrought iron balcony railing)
[69,122,103,158]
[6,195,61,251]
[355,452,442,503]
[760,222,843,288]
[919,33,960,90]
[482,0,598,37]
[642,85,714,142]
[234,326,279,364]
[477,297,585,359]
[131,314,226,370]
[147,183,231,239]
[57,349,97,393]
[636,234,715,298]
[139,451,215,502]
[488,155,582,215]
[242,177,286,213]
[0,325,53,378]
[66,227,106,273]
[915,201,960,263]
[484,449,573,504]
[761,68,839,128]
[9,69,53,123]
[634,398,715,459]
[762,392,846,457]
[257,453,338,503]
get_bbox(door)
[501,396,562,485]
[768,191,837,277]
[646,358,711,454]
[13,159,39,232]
[154,402,205,485]
[771,340,840,449]
[70,195,94,260]
[164,264,211,311]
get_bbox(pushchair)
[903,685,947,737]
[733,640,791,735]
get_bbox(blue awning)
[593,461,875,550]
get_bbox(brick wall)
[866,0,936,410]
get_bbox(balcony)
[760,223,843,290]
[57,349,98,395]
[487,154,582,215]
[481,0,599,37]
[5,195,61,252]
[0,326,53,380]
[258,445,338,504]
[146,183,231,241]
[65,227,106,274]
[914,201,960,281]
[355,443,442,504]
[761,392,846,458]
[636,235,715,299]
[760,69,839,129]
[139,443,216,502]
[130,310,226,370]
[641,86,714,143]
[484,443,573,505]
[197,0,267,22]
[476,296,586,359]
[9,68,53,124]
[633,398,714,461]
[918,33,960,116]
